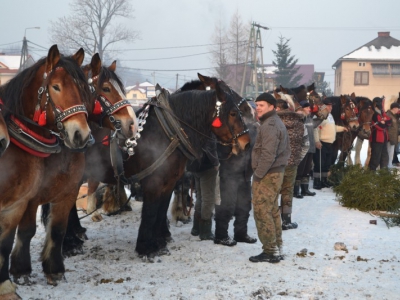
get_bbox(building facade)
[333,32,400,100]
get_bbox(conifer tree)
[272,36,303,88]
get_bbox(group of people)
[184,92,400,264]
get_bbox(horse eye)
[230,111,237,117]
[52,85,60,92]
[103,87,111,93]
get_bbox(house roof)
[0,55,21,70]
[333,32,400,67]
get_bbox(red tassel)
[93,100,103,114]
[38,111,47,126]
[212,117,222,128]
[341,113,345,120]
[33,105,42,122]
[102,135,110,146]
[312,106,319,113]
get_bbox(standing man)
[385,102,399,168]
[369,97,392,170]
[313,98,348,189]
[250,93,290,264]
[276,99,308,230]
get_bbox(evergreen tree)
[272,36,303,88]
[308,73,333,96]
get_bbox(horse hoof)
[139,253,156,263]
[46,273,65,286]
[157,247,171,256]
[76,231,88,241]
[0,292,22,300]
[0,280,18,299]
[12,275,36,286]
[91,213,103,222]
[165,236,174,243]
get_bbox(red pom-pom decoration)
[212,117,222,128]
[38,111,47,126]
[93,100,103,114]
[33,106,42,122]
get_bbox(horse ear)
[108,60,117,72]
[340,95,347,105]
[197,73,206,82]
[273,91,280,99]
[350,92,356,100]
[91,53,102,77]
[46,45,60,72]
[71,48,85,67]
[308,82,315,92]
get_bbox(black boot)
[199,219,215,240]
[281,213,298,230]
[301,177,316,196]
[214,236,237,246]
[293,180,304,199]
[321,177,332,188]
[313,178,322,190]
[191,211,200,236]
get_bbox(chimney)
[378,32,390,37]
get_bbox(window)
[372,64,390,75]
[391,64,400,75]
[358,62,365,67]
[354,71,369,85]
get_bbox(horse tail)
[41,203,51,227]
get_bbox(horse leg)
[354,137,363,165]
[62,205,86,257]
[154,192,174,256]
[0,202,27,297]
[41,197,76,286]
[135,190,160,259]
[10,202,38,285]
[87,179,102,222]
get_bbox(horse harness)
[6,67,92,157]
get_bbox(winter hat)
[255,92,277,107]
[390,102,400,109]
[300,100,311,108]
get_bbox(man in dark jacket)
[214,119,258,246]
[249,93,290,264]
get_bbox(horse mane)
[0,55,91,118]
[98,65,125,95]
[291,85,306,95]
[168,90,217,151]
[178,80,203,92]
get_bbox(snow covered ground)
[15,141,400,299]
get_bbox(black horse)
[50,83,250,260]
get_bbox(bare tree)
[210,20,230,80]
[226,10,248,91]
[50,0,140,60]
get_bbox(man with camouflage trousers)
[250,93,290,263]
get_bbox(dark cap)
[255,92,277,107]
[372,97,383,103]
[323,98,333,105]
[300,100,311,108]
[390,102,400,109]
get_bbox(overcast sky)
[2,0,400,89]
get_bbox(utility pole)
[19,27,40,72]
[240,22,268,98]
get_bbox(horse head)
[340,95,359,132]
[84,54,137,139]
[277,85,297,110]
[197,73,256,126]
[0,45,93,150]
[306,89,330,120]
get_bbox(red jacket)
[370,111,391,143]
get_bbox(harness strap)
[154,90,200,161]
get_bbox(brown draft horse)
[0,113,9,157]
[61,82,250,261]
[0,45,92,297]
[40,54,138,255]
